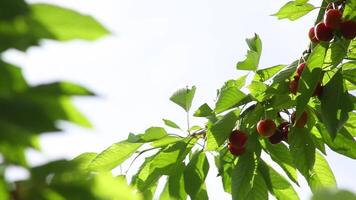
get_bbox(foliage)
[0,0,355,199]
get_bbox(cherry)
[291,111,308,128]
[315,22,334,41]
[308,27,319,43]
[268,122,290,144]
[340,20,356,40]
[257,119,276,137]
[296,63,306,77]
[289,76,299,95]
[228,143,245,156]
[325,9,342,29]
[229,130,248,148]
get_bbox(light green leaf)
[253,65,286,82]
[236,34,262,71]
[206,109,240,150]
[248,81,268,102]
[273,1,315,21]
[27,81,95,97]
[162,119,181,129]
[169,86,196,112]
[31,3,110,41]
[308,152,337,193]
[141,127,167,142]
[324,38,350,68]
[215,82,247,113]
[184,151,209,200]
[151,136,183,148]
[89,141,143,171]
[312,189,356,200]
[194,103,213,117]
[272,60,298,83]
[245,172,268,200]
[160,163,187,200]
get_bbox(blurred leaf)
[170,86,196,112]
[89,141,143,171]
[308,152,337,193]
[0,0,29,20]
[162,119,181,129]
[194,103,213,117]
[236,34,262,71]
[312,189,356,200]
[273,1,315,21]
[259,160,300,200]
[320,69,353,138]
[27,81,95,97]
[206,109,240,150]
[31,3,110,41]
[215,81,247,113]
[184,151,209,200]
[0,177,9,200]
[0,60,28,97]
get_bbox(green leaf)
[259,160,300,200]
[215,81,247,113]
[245,172,268,200]
[27,81,95,97]
[273,1,315,21]
[184,151,209,200]
[235,74,248,88]
[289,127,315,178]
[320,69,353,138]
[0,177,9,200]
[169,86,196,112]
[150,136,183,148]
[160,163,187,200]
[312,189,356,200]
[316,123,356,159]
[0,61,28,97]
[231,151,259,200]
[141,127,168,142]
[253,64,286,82]
[248,81,268,102]
[272,60,298,83]
[261,140,298,184]
[194,103,213,117]
[206,109,240,150]
[162,119,181,129]
[324,38,350,68]
[308,152,337,193]
[236,34,262,71]
[31,3,110,41]
[89,141,143,171]
[215,148,234,194]
[134,139,196,192]
[0,0,29,20]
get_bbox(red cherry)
[228,143,245,156]
[315,22,334,41]
[291,111,308,128]
[229,130,248,148]
[268,130,283,144]
[340,20,356,40]
[325,9,343,29]
[278,122,290,140]
[308,27,320,43]
[296,63,306,77]
[289,77,299,95]
[257,119,276,137]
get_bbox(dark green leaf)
[0,0,29,20]
[160,162,187,200]
[236,34,262,71]
[272,60,298,83]
[324,38,350,68]
[184,151,209,200]
[312,189,356,200]
[320,69,353,138]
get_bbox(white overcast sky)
[4,0,356,199]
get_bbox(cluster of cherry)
[227,111,308,156]
[309,7,356,42]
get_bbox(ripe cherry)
[315,22,334,41]
[229,130,248,148]
[278,122,290,140]
[340,20,356,40]
[291,111,308,128]
[268,122,290,144]
[296,63,306,77]
[289,76,299,95]
[257,119,276,137]
[325,9,342,29]
[228,143,245,156]
[308,27,319,43]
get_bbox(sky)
[3,0,356,199]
